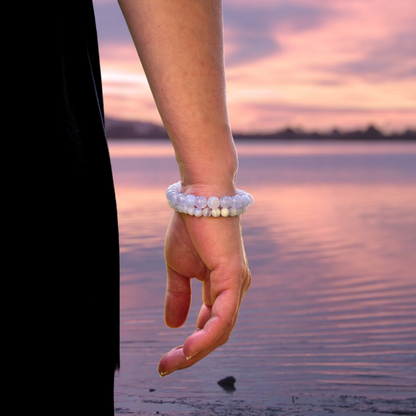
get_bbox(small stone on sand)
[217,376,236,391]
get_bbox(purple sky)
[93,0,416,133]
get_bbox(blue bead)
[246,193,254,206]
[220,196,232,208]
[185,194,197,208]
[196,196,207,209]
[166,182,252,217]
[231,195,243,209]
[178,193,186,205]
[207,197,220,209]
[241,195,250,208]
[170,192,180,203]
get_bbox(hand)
[158,210,251,376]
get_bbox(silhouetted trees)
[105,118,415,140]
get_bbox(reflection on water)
[109,140,416,411]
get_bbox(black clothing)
[8,2,119,414]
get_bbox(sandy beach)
[115,393,416,415]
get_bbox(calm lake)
[109,140,416,415]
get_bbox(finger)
[202,277,212,305]
[196,303,212,329]
[157,329,231,377]
[157,345,187,377]
[183,272,241,359]
[158,267,250,376]
[164,266,192,328]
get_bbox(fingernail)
[185,351,199,361]
[159,370,169,377]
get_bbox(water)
[109,140,416,415]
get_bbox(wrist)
[180,180,237,202]
[177,138,239,197]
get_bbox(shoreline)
[115,394,416,415]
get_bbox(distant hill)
[105,118,169,139]
[105,118,416,140]
[233,125,416,141]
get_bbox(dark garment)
[7,2,119,414]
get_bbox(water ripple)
[109,141,416,409]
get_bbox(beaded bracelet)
[166,181,253,217]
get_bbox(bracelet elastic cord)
[166,181,253,217]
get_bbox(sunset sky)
[93,0,416,134]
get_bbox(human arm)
[117,0,251,375]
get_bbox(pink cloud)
[93,0,416,133]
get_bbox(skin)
[118,0,252,376]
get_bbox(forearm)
[117,0,238,194]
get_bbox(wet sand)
[116,394,416,415]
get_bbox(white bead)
[229,208,237,217]
[170,192,180,203]
[202,207,211,217]
[196,196,207,209]
[207,196,220,209]
[178,193,186,205]
[241,194,250,208]
[231,195,243,209]
[211,208,221,217]
[221,208,229,217]
[185,194,197,208]
[167,190,177,200]
[220,196,232,208]
[246,193,254,206]
[166,181,252,217]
